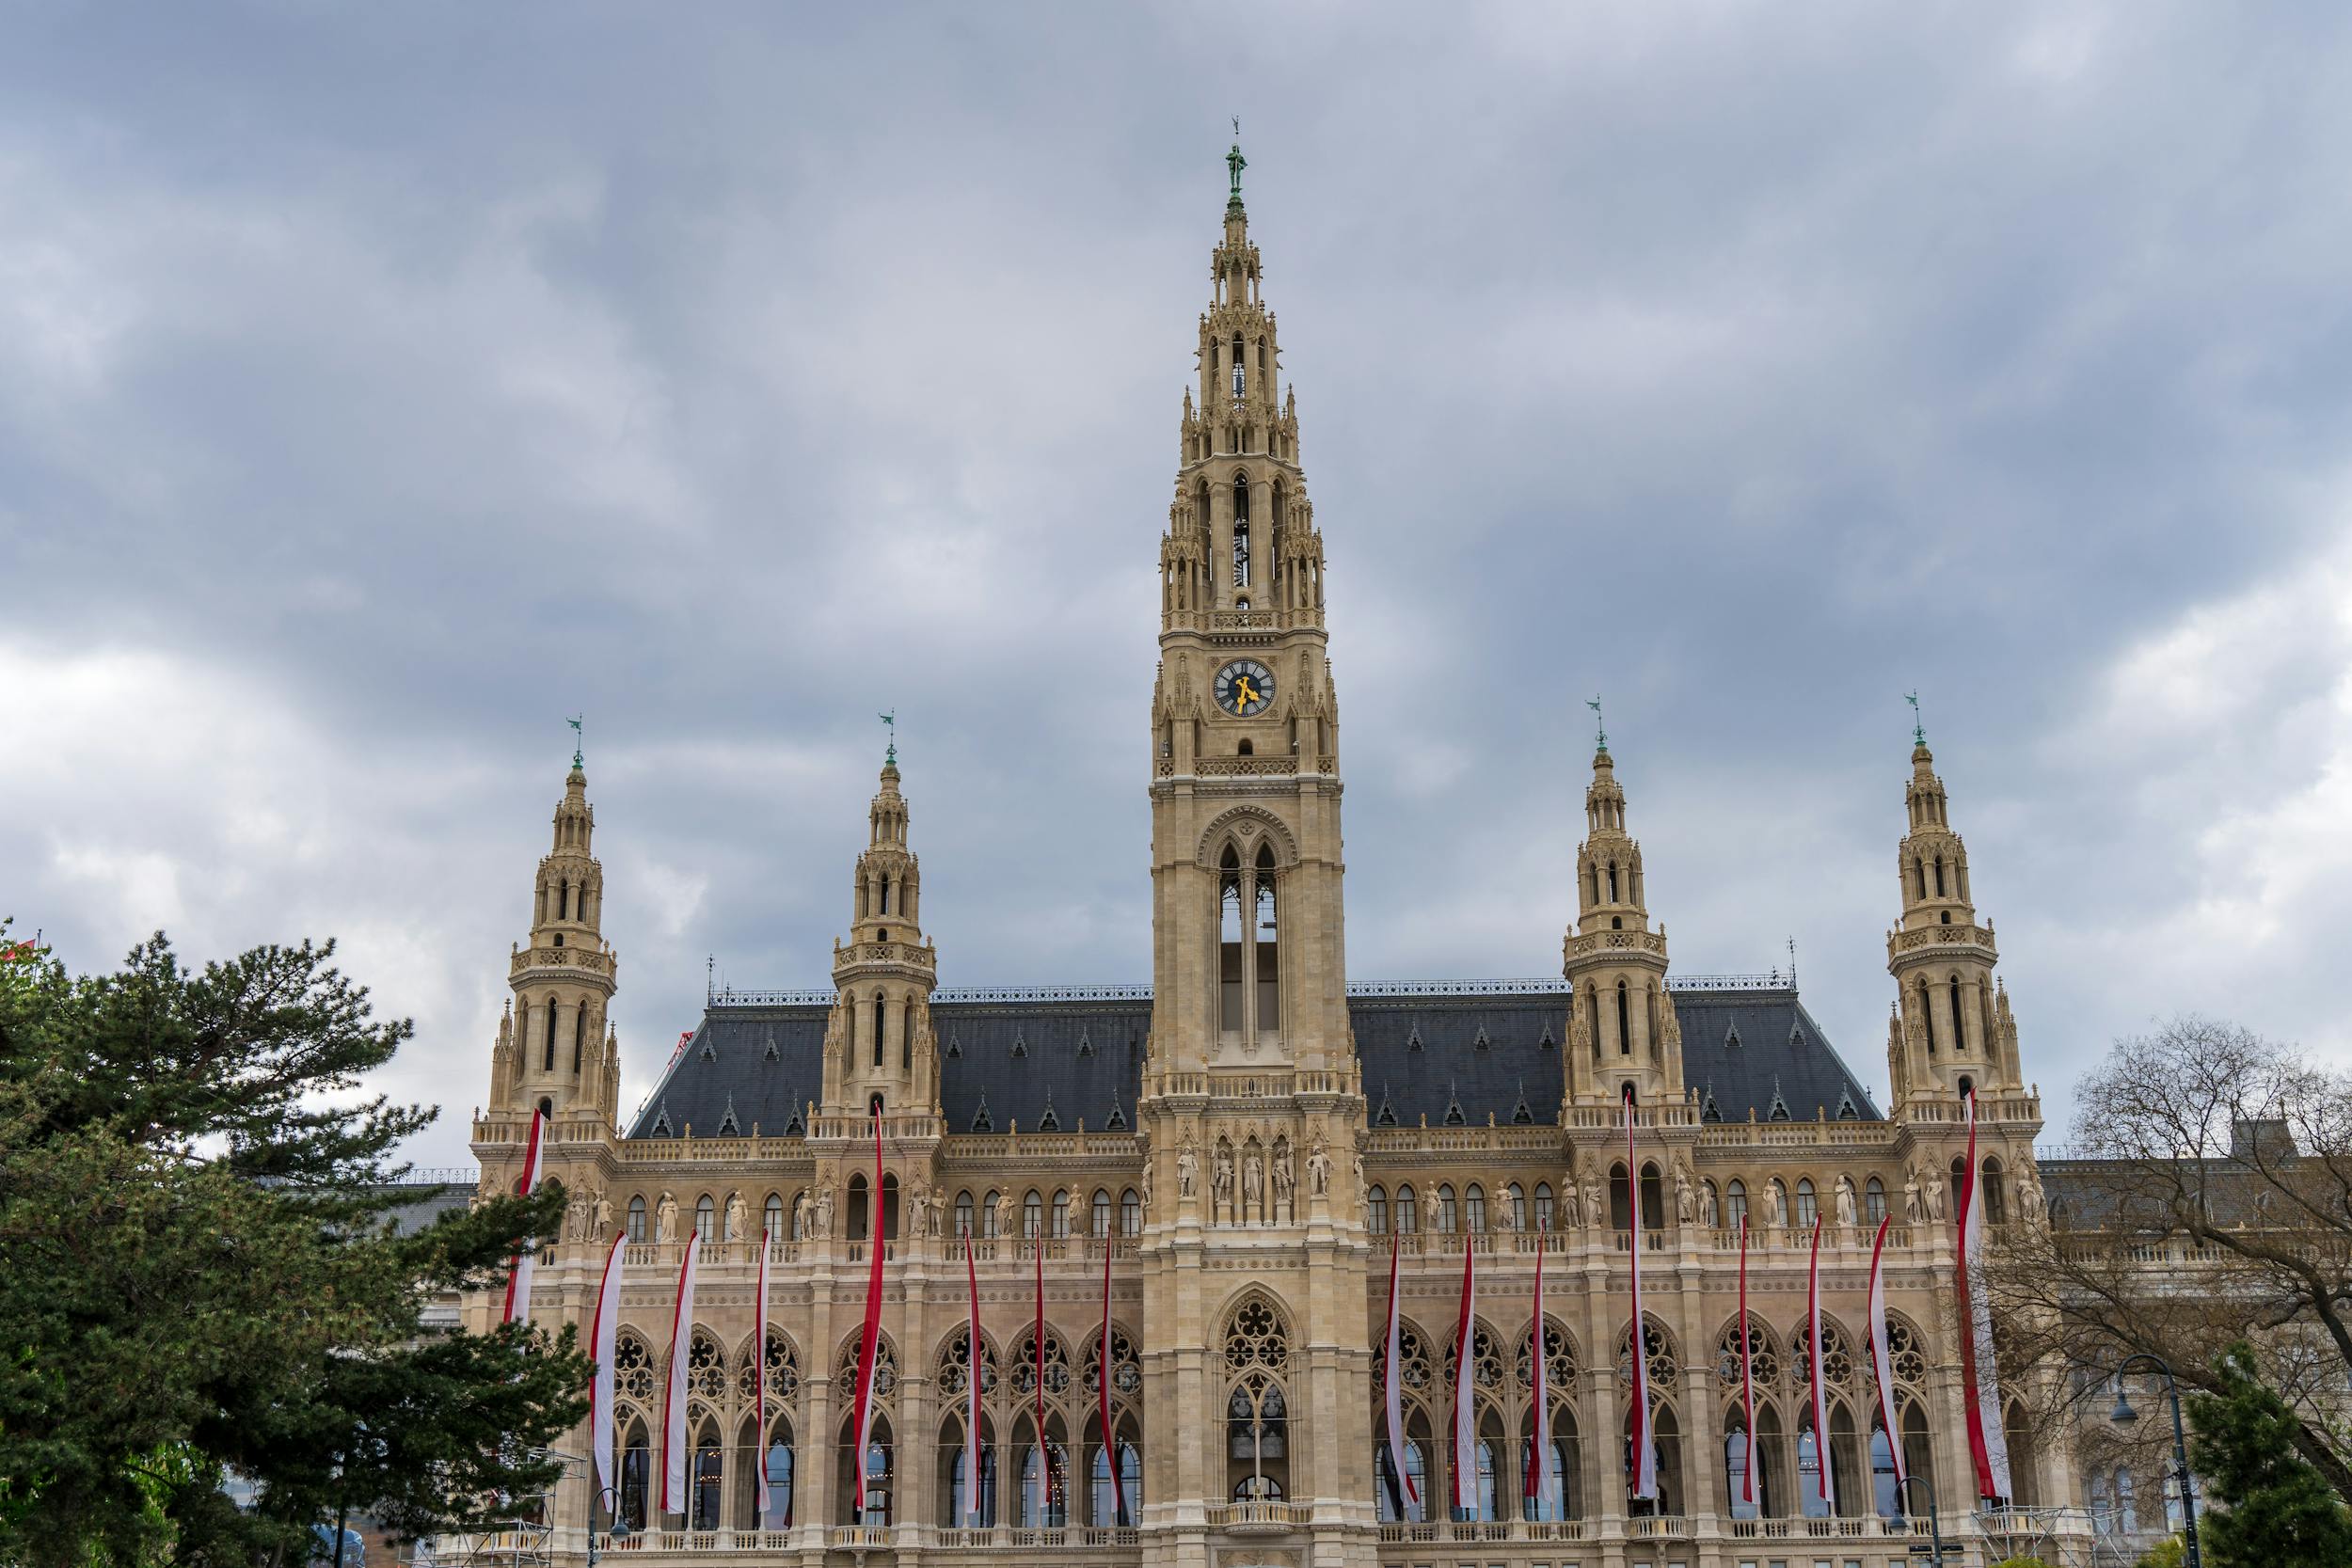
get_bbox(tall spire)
[1883,727,2025,1109]
[492,749,620,1126]
[825,749,939,1117]
[1561,727,1680,1105]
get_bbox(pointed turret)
[1561,722,1682,1106]
[495,746,621,1128]
[1883,726,2024,1109]
[822,745,940,1119]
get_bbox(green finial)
[1585,695,1608,755]
[1226,119,1247,210]
[878,709,897,766]
[566,714,583,768]
[1903,690,1924,746]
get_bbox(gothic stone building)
[468,154,2078,1568]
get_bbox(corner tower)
[821,743,941,1120]
[1883,723,2025,1109]
[1148,137,1348,1079]
[489,745,621,1130]
[1561,729,1684,1106]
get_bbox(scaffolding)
[431,1449,572,1568]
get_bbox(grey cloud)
[3,4,2350,1163]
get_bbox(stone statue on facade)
[1492,1180,1518,1232]
[1925,1171,1947,1221]
[1765,1180,1788,1229]
[1178,1142,1200,1199]
[656,1190,679,1243]
[1242,1145,1265,1214]
[994,1190,1016,1239]
[907,1186,929,1240]
[1903,1168,1923,1223]
[724,1191,748,1243]
[591,1187,613,1240]
[815,1183,836,1239]
[2018,1164,2044,1227]
[1306,1140,1330,1197]
[1584,1179,1604,1229]
[794,1188,814,1240]
[1272,1138,1295,1209]
[1140,1159,1154,1214]
[1834,1174,1857,1227]
[930,1184,948,1237]
[1674,1166,1695,1225]
[1699,1180,1719,1229]
[1561,1178,1584,1228]
[1212,1141,1235,1212]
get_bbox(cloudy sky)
[6,4,2350,1168]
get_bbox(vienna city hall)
[465,151,2079,1568]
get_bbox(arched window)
[1609,1164,1631,1230]
[847,1176,869,1242]
[1218,847,1245,1034]
[1913,858,1927,900]
[955,1191,975,1239]
[1092,1189,1114,1238]
[691,1418,723,1528]
[1232,474,1251,588]
[764,1193,784,1243]
[628,1195,647,1243]
[1725,1180,1748,1231]
[1092,1437,1140,1527]
[1227,1377,1288,1500]
[1023,1190,1043,1240]
[1920,983,1937,1054]
[1368,1185,1389,1234]
[1533,1183,1553,1232]
[620,1419,651,1529]
[1465,1184,1487,1234]
[1869,1423,1900,1520]
[1797,1417,1830,1520]
[1018,1428,1067,1528]
[871,993,885,1069]
[1865,1177,1887,1226]
[1981,1158,2007,1226]
[1254,843,1279,1032]
[1435,1185,1458,1233]
[981,1190,1000,1239]
[1616,979,1632,1055]
[1120,1189,1141,1236]
[695,1194,715,1241]
[942,1416,994,1527]
[1376,1434,1427,1523]
[1586,985,1603,1061]
[1934,856,1947,897]
[573,1006,586,1074]
[1395,1184,1418,1235]
[1724,1424,1757,1519]
[1795,1180,1819,1229]
[881,1172,899,1241]
[1051,1189,1071,1238]
[543,996,558,1071]
[1639,1163,1665,1230]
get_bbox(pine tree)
[2187,1341,2352,1568]
[0,927,591,1567]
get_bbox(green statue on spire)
[1586,695,1608,755]
[567,714,583,768]
[879,710,897,767]
[1903,690,1925,746]
[1227,119,1247,210]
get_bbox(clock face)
[1215,658,1276,718]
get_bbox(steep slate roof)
[626,980,1882,1140]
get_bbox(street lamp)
[587,1485,627,1568]
[1896,1472,1946,1568]
[2110,1353,2202,1568]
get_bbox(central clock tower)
[1136,142,1372,1568]
[1145,142,1349,1084]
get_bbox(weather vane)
[878,709,897,765]
[567,714,583,767]
[1903,690,1924,745]
[1585,695,1608,754]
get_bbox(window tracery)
[688,1329,728,1402]
[1087,1323,1142,1401]
[1445,1321,1507,1392]
[1615,1318,1680,1396]
[1222,1297,1290,1373]
[1012,1326,1073,1402]
[836,1334,898,1402]
[1715,1315,1782,1390]
[936,1325,1000,1402]
[1791,1318,1856,1390]
[614,1332,656,1405]
[1376,1321,1434,1402]
[1515,1316,1580,1392]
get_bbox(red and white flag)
[1098,1232,1124,1524]
[1806,1214,1835,1513]
[964,1223,984,1523]
[1737,1216,1757,1508]
[500,1108,548,1325]
[590,1229,626,1497]
[1524,1222,1562,1520]
[1625,1088,1657,1500]
[1955,1091,2013,1500]
[1381,1227,1419,1516]
[1866,1214,1906,1496]
[1449,1222,1478,1518]
[755,1222,773,1519]
[849,1110,888,1517]
[659,1225,701,1516]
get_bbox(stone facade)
[463,151,2090,1568]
